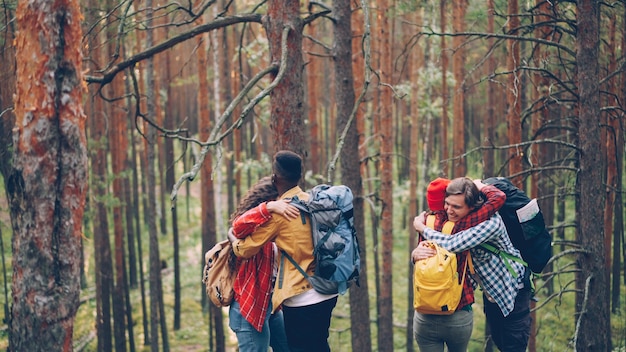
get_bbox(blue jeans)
[229,300,291,352]
[413,309,474,352]
[269,309,290,352]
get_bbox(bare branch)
[303,9,332,26]
[417,28,576,58]
[573,274,593,348]
[170,25,292,205]
[85,13,263,85]
[444,138,581,165]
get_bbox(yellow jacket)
[232,186,315,312]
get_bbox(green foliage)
[233,151,272,177]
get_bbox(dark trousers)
[282,296,338,352]
[484,273,532,352]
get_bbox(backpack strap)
[426,214,436,229]
[280,250,310,280]
[479,242,527,278]
[467,252,475,275]
[441,221,455,235]
[425,215,455,235]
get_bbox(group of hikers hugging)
[208,149,548,352]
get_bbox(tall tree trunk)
[333,1,372,351]
[350,4,372,350]
[156,37,167,237]
[8,0,87,350]
[604,7,620,314]
[211,4,225,234]
[123,74,139,350]
[0,3,16,180]
[406,7,424,351]
[613,3,626,313]
[124,95,139,290]
[483,0,496,178]
[197,27,224,350]
[164,53,182,331]
[217,1,235,224]
[265,0,307,156]
[85,0,114,350]
[377,1,394,351]
[440,0,449,176]
[133,26,151,346]
[528,1,554,349]
[110,77,128,352]
[574,0,610,349]
[451,0,467,177]
[307,19,321,175]
[144,2,168,350]
[107,29,128,350]
[506,0,523,185]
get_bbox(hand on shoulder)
[473,179,486,190]
[266,199,299,219]
[413,211,427,233]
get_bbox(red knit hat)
[427,177,451,211]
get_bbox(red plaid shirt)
[423,185,506,309]
[231,203,275,332]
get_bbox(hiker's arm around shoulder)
[412,212,439,262]
[431,214,502,252]
[411,242,436,263]
[414,211,447,243]
[266,199,299,220]
[231,220,279,259]
[231,203,272,239]
[413,211,427,234]
[476,179,506,211]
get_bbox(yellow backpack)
[413,216,469,315]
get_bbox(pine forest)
[0,0,624,351]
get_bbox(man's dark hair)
[273,150,302,183]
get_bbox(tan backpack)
[202,240,237,307]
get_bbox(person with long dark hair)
[228,176,297,352]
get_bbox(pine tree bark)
[350,5,373,350]
[197,26,224,350]
[144,2,168,350]
[451,0,467,177]
[0,6,16,180]
[406,7,425,352]
[377,1,394,351]
[483,0,496,178]
[106,21,128,350]
[333,1,372,351]
[506,0,523,184]
[306,20,321,175]
[84,0,115,350]
[8,0,87,350]
[264,0,308,156]
[574,0,610,349]
[612,3,626,313]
